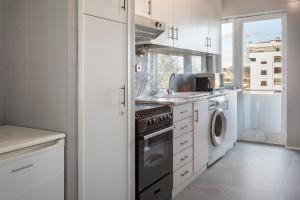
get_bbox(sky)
[222,18,282,68]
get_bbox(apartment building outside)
[246,39,282,91]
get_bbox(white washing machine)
[208,95,228,166]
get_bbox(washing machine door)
[211,109,227,146]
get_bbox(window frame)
[230,12,287,91]
[221,19,236,87]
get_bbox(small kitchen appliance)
[194,73,224,91]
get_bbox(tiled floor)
[175,142,300,200]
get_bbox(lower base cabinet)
[193,99,209,173]
[171,94,236,195]
[173,161,194,188]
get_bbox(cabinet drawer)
[174,161,193,187]
[173,132,193,154]
[173,117,193,138]
[173,146,193,171]
[173,103,193,122]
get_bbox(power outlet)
[135,64,142,72]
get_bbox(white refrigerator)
[0,126,65,200]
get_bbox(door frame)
[224,12,287,145]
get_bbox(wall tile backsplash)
[135,50,213,97]
[135,55,158,97]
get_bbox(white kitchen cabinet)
[193,99,209,172]
[173,103,193,122]
[83,0,127,23]
[135,0,173,47]
[173,0,192,50]
[135,0,221,53]
[224,92,238,152]
[206,0,222,54]
[173,0,209,52]
[80,14,127,200]
[151,0,174,47]
[135,0,151,18]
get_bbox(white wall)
[287,1,300,149]
[222,0,286,17]
[1,0,78,199]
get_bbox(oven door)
[137,126,174,192]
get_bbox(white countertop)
[136,89,242,105]
[0,125,65,154]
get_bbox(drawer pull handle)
[180,125,188,130]
[180,140,188,145]
[180,156,189,161]
[181,170,189,177]
[180,110,188,114]
[154,188,161,195]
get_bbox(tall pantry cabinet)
[78,0,131,199]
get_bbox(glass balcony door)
[235,14,286,145]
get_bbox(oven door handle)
[143,126,174,140]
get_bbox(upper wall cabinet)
[83,0,127,23]
[151,0,174,47]
[206,0,222,54]
[135,0,221,54]
[173,0,208,52]
[135,0,151,18]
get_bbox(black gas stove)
[135,104,173,135]
[135,103,174,200]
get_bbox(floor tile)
[175,142,299,200]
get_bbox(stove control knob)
[151,118,156,125]
[147,119,151,126]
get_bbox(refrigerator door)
[0,139,64,200]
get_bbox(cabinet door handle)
[209,37,212,48]
[195,109,199,122]
[205,37,208,47]
[121,0,126,10]
[121,85,126,106]
[225,100,229,110]
[169,27,174,39]
[147,0,152,16]
[174,28,179,40]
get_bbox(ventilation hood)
[135,15,166,44]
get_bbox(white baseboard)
[286,146,300,151]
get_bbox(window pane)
[261,70,267,75]
[157,54,184,89]
[243,18,282,91]
[222,23,234,85]
[192,56,202,74]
